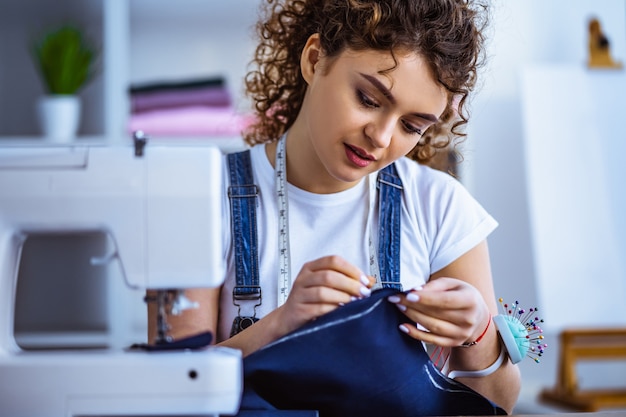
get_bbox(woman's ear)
[301,33,322,84]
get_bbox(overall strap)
[376,163,403,290]
[227,151,262,302]
[227,150,403,297]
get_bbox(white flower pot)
[37,95,81,143]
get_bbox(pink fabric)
[131,87,232,113]
[127,106,256,137]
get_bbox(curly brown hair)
[244,0,488,165]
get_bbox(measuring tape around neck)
[274,134,381,306]
[275,135,292,306]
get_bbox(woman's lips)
[345,144,375,168]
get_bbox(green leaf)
[30,25,99,95]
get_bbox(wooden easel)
[540,328,626,411]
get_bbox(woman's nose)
[364,117,395,148]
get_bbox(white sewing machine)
[0,135,242,417]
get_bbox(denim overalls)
[227,150,507,417]
[227,149,403,334]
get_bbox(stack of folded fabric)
[127,76,255,137]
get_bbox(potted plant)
[31,25,99,142]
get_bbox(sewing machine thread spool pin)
[133,130,148,157]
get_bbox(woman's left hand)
[387,277,491,347]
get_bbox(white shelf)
[0,135,247,154]
[0,0,260,143]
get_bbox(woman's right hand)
[274,255,374,335]
[221,255,374,357]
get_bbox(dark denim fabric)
[239,288,506,417]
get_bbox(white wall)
[129,0,261,112]
[466,3,626,410]
[467,0,626,316]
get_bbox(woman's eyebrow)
[358,72,439,123]
[359,72,396,104]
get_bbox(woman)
[149,0,521,413]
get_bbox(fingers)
[283,255,375,328]
[300,255,374,300]
[404,278,480,314]
[399,322,462,347]
[388,278,488,346]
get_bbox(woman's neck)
[264,133,360,194]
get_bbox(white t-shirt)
[216,144,498,342]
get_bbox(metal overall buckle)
[230,287,262,337]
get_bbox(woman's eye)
[357,90,379,108]
[402,120,423,136]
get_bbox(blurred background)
[1,0,625,414]
[465,2,626,413]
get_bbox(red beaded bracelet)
[461,314,492,347]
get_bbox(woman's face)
[291,36,448,193]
